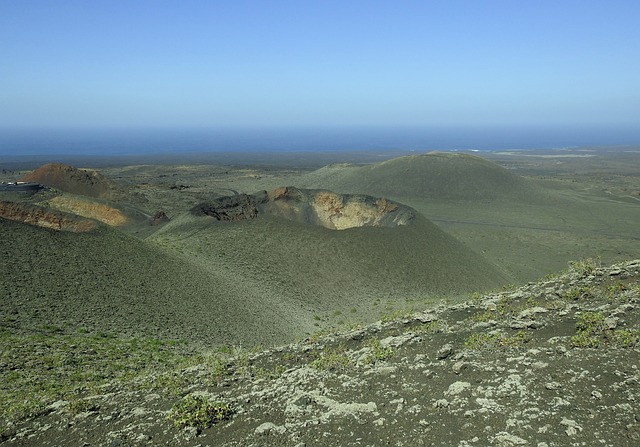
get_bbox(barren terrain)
[2,259,638,446]
[1,147,639,445]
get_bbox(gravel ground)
[2,259,638,446]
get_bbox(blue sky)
[1,0,639,129]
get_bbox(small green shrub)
[148,371,190,397]
[571,312,607,348]
[304,328,334,344]
[613,329,640,348]
[468,295,539,323]
[362,338,393,364]
[608,283,640,303]
[310,344,352,372]
[167,395,232,430]
[465,333,498,349]
[568,257,600,277]
[571,311,639,348]
[570,331,601,348]
[380,309,409,323]
[66,398,98,415]
[608,282,627,298]
[563,286,593,301]
[506,331,531,347]
[250,365,287,380]
[575,312,606,332]
[544,271,559,280]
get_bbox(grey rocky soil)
[2,259,639,446]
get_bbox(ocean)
[0,125,639,157]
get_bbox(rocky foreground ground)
[2,259,639,447]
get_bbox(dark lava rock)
[150,210,170,226]
[191,193,265,221]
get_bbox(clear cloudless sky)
[1,0,639,131]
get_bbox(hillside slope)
[2,259,638,446]
[0,185,507,349]
[150,192,509,321]
[298,152,543,202]
[297,152,640,284]
[0,218,308,347]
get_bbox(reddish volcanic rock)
[0,201,97,232]
[20,163,120,199]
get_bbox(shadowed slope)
[0,219,308,347]
[299,152,540,201]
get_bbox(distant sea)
[1,126,639,157]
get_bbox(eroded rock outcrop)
[45,195,130,227]
[191,187,416,230]
[191,193,266,221]
[0,201,97,232]
[268,187,415,230]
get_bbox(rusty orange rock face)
[0,201,98,232]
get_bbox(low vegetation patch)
[568,257,601,277]
[571,312,640,348]
[0,329,192,427]
[310,344,352,372]
[570,312,608,348]
[380,308,413,323]
[362,338,394,365]
[229,349,287,381]
[167,394,233,430]
[608,282,640,303]
[613,328,640,347]
[562,285,594,301]
[467,296,538,323]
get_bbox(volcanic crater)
[191,186,416,230]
